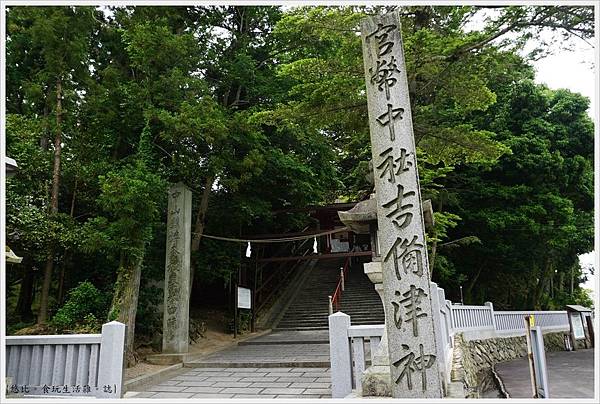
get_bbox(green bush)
[134,281,163,337]
[51,281,109,333]
[227,309,252,334]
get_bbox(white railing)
[328,282,573,397]
[495,311,569,333]
[5,321,125,398]
[430,283,453,383]
[328,313,384,398]
[451,303,495,331]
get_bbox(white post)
[524,316,537,397]
[329,312,352,398]
[446,299,453,334]
[97,321,126,398]
[530,326,550,397]
[328,295,334,315]
[485,301,497,331]
[352,337,366,395]
[341,269,345,291]
[429,282,446,389]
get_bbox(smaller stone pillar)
[162,182,192,354]
[361,260,392,396]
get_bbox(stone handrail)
[5,321,125,398]
[494,310,568,333]
[328,283,573,398]
[451,304,496,331]
[328,313,384,398]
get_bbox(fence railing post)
[445,299,453,335]
[328,295,333,315]
[485,301,497,331]
[97,321,126,398]
[429,282,447,386]
[341,269,345,291]
[329,312,352,398]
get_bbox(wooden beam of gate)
[257,251,373,263]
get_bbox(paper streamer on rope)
[313,237,318,253]
[246,242,252,258]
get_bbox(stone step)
[342,304,382,308]
[280,312,381,319]
[278,315,382,322]
[280,312,383,318]
[339,299,382,305]
[282,310,382,317]
[238,339,329,346]
[273,326,330,331]
[185,359,331,368]
[277,317,382,326]
[277,319,329,325]
[274,258,384,330]
[278,317,382,324]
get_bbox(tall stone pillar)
[162,182,192,354]
[360,12,443,398]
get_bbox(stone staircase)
[339,260,385,325]
[274,258,384,330]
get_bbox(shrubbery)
[227,309,252,334]
[51,281,110,333]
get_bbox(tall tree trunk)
[16,264,35,322]
[525,261,543,309]
[109,249,144,367]
[428,199,442,279]
[189,175,214,291]
[533,258,552,309]
[38,78,63,324]
[465,265,483,304]
[570,264,574,296]
[70,176,78,217]
[41,101,49,150]
[57,261,66,305]
[57,184,77,306]
[558,271,564,293]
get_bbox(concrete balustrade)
[328,312,384,398]
[494,311,569,335]
[5,321,126,398]
[329,283,572,398]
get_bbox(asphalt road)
[495,349,595,399]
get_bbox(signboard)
[237,287,251,309]
[571,313,585,339]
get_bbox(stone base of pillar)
[361,260,392,397]
[361,365,392,397]
[146,353,188,366]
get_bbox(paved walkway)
[131,366,331,399]
[128,330,333,399]
[495,349,594,399]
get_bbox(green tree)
[5,5,594,363]
[81,160,165,364]
[442,81,594,308]
[6,6,98,324]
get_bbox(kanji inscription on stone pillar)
[361,12,443,398]
[162,182,192,354]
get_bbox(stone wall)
[450,331,569,398]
